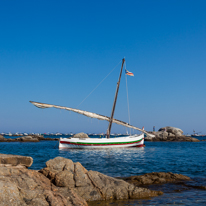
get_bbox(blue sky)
[0,0,206,134]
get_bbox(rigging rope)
[125,62,131,135]
[77,60,122,108]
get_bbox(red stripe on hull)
[132,144,144,147]
[60,140,143,146]
[59,144,144,149]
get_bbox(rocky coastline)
[0,153,203,206]
[145,126,200,142]
[1,127,204,142]
[0,134,58,142]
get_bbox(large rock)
[154,131,168,140]
[145,126,200,142]
[30,134,45,140]
[123,172,191,185]
[0,135,5,139]
[27,135,58,141]
[144,132,157,140]
[0,154,33,167]
[0,155,164,205]
[0,135,6,141]
[40,157,162,201]
[72,133,89,139]
[16,136,39,142]
[0,164,87,206]
[168,133,176,138]
[158,126,183,135]
[0,135,58,142]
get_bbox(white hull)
[59,134,144,149]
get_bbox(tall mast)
[107,58,125,138]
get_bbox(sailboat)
[30,58,154,149]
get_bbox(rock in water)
[72,133,89,139]
[145,126,200,142]
[16,135,39,142]
[158,126,183,135]
[0,135,5,139]
[0,153,33,167]
[40,157,162,201]
[0,135,7,142]
[122,172,191,185]
[154,131,168,140]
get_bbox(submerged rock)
[122,172,191,186]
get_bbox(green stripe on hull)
[72,138,143,145]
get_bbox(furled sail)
[29,101,154,137]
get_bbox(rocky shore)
[121,172,191,185]
[0,134,58,142]
[145,126,200,142]
[0,153,199,206]
[1,127,202,143]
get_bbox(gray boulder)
[16,136,39,142]
[144,132,155,141]
[168,133,176,138]
[155,131,168,140]
[159,126,183,135]
[72,133,89,139]
[145,126,199,142]
[30,134,45,140]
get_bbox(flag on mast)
[125,69,134,76]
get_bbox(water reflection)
[58,147,146,177]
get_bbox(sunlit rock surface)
[145,126,200,142]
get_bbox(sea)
[1,135,206,206]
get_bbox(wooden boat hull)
[59,134,144,149]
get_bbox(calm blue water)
[1,136,206,205]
